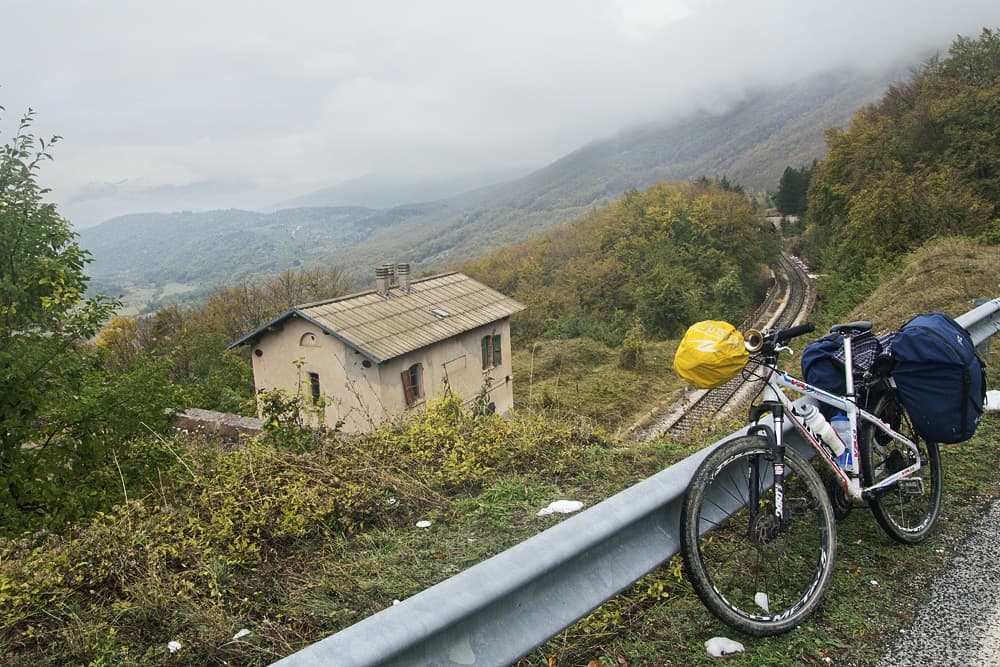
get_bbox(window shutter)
[481,336,490,370]
[401,369,416,406]
[412,364,422,399]
[492,334,502,367]
[308,372,321,404]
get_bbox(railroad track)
[633,252,811,440]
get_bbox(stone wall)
[174,408,262,441]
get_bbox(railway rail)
[633,252,812,440]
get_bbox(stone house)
[229,265,525,433]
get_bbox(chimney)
[382,262,395,287]
[397,263,411,293]
[375,265,391,294]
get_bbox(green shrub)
[0,399,608,664]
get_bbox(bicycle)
[679,321,943,636]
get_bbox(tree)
[804,28,999,284]
[1,108,176,531]
[773,164,813,216]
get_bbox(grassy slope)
[519,238,1000,666]
[1,239,998,666]
[511,338,688,438]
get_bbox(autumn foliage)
[464,180,779,344]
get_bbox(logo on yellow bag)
[673,320,749,389]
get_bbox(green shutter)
[492,334,502,367]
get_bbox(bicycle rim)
[681,435,837,636]
[861,392,942,544]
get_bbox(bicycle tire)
[860,391,942,544]
[680,435,837,636]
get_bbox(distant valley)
[78,65,907,313]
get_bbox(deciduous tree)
[1,108,176,530]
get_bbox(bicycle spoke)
[861,392,942,544]
[681,436,836,636]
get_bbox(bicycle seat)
[830,321,873,335]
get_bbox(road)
[874,392,1000,666]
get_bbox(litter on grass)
[705,636,745,658]
[233,629,251,640]
[754,591,770,613]
[167,640,182,653]
[987,390,1000,411]
[537,500,584,516]
[415,520,432,528]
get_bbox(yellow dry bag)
[673,320,749,389]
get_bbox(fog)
[3,0,998,226]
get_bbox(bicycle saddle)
[830,321,872,335]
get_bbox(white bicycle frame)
[750,335,923,503]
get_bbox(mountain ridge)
[78,63,908,309]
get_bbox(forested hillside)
[803,28,1000,310]
[463,180,779,344]
[78,65,898,312]
[79,206,426,310]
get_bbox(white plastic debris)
[705,636,745,657]
[536,500,584,516]
[415,520,432,528]
[392,599,401,605]
[986,390,1000,411]
[233,629,251,640]
[754,591,770,613]
[167,640,183,653]
[870,579,879,586]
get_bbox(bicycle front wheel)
[860,391,942,544]
[680,435,837,636]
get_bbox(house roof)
[228,272,525,364]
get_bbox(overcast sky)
[3,1,998,227]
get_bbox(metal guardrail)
[273,298,999,667]
[957,297,1000,355]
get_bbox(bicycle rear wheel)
[680,435,837,636]
[860,391,942,544]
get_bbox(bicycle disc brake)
[750,510,788,557]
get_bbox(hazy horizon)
[4,1,999,227]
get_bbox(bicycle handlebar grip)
[775,322,815,343]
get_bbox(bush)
[618,320,646,370]
[0,400,608,665]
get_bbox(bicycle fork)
[748,399,789,532]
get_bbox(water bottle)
[831,412,851,449]
[794,402,845,456]
[831,412,853,466]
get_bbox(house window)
[481,334,502,370]
[401,363,423,407]
[308,372,321,404]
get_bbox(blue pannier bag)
[802,334,847,396]
[889,312,987,444]
[802,330,886,416]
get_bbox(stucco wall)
[250,316,516,434]
[377,320,515,417]
[250,317,385,433]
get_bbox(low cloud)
[3,0,997,227]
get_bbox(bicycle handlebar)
[775,323,815,344]
[746,322,816,355]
